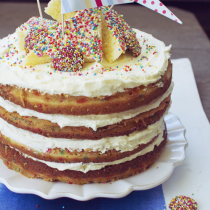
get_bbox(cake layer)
[0,30,171,98]
[18,125,165,172]
[0,61,172,115]
[0,114,165,163]
[0,94,170,140]
[0,82,173,131]
[0,132,167,184]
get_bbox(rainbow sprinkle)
[52,45,84,72]
[169,195,197,210]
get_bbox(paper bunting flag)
[135,0,182,24]
[61,0,182,24]
[61,0,133,14]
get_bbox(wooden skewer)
[62,14,65,37]
[108,5,114,12]
[36,0,43,23]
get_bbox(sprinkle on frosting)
[52,45,84,72]
[169,196,198,210]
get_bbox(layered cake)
[0,3,173,184]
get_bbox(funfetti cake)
[0,4,173,184]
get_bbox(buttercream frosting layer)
[0,114,166,154]
[22,127,165,173]
[0,30,171,97]
[0,83,173,130]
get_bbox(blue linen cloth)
[0,183,166,210]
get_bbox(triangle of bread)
[101,14,123,63]
[45,0,76,22]
[101,10,141,63]
[24,51,52,66]
[16,25,52,66]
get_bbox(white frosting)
[0,37,9,56]
[0,115,166,154]
[23,130,165,173]
[0,83,173,130]
[0,30,171,97]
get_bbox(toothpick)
[108,5,114,12]
[36,0,43,22]
[62,14,65,37]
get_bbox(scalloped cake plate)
[0,112,187,201]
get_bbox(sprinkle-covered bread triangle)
[45,0,76,22]
[24,51,52,66]
[17,8,104,66]
[65,8,103,63]
[102,10,141,63]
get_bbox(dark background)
[0,0,209,40]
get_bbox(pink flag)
[135,0,182,24]
[61,0,182,24]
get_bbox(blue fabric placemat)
[0,183,166,210]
